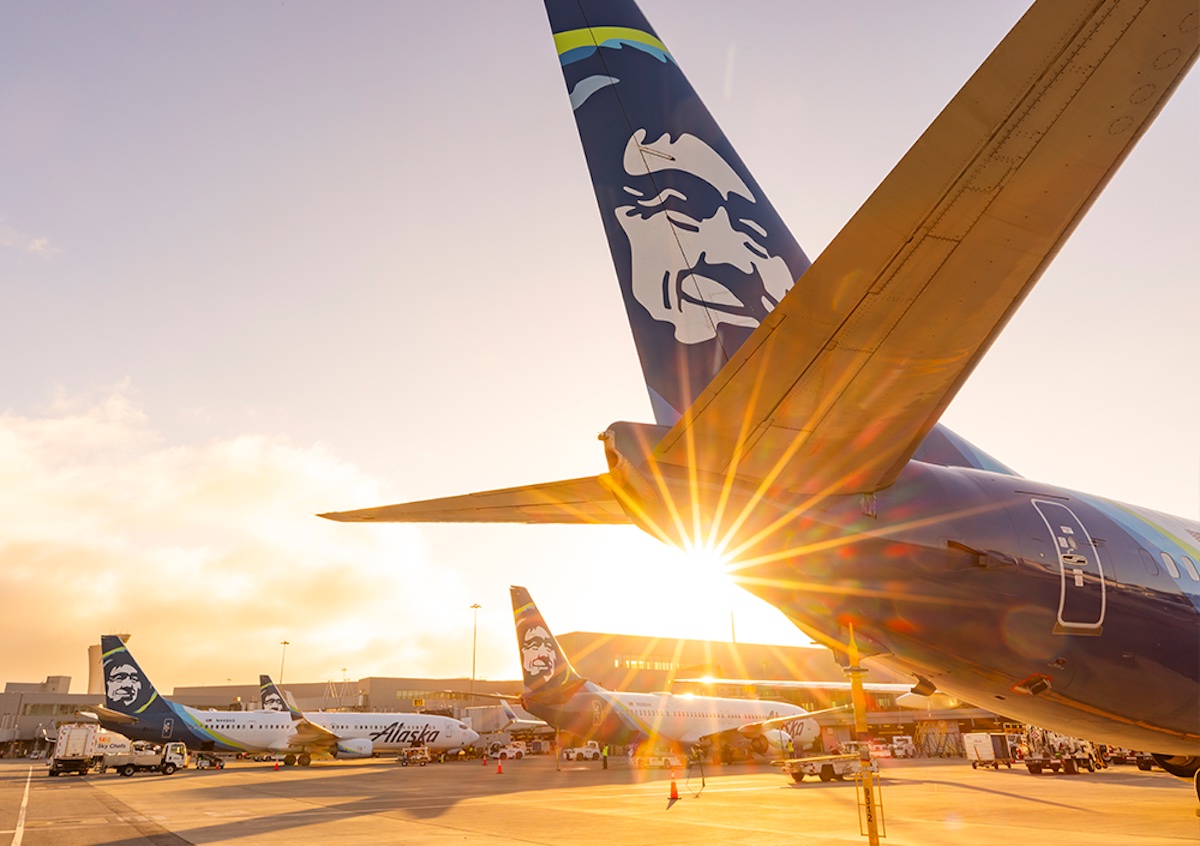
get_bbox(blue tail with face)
[100,634,174,718]
[545,0,811,425]
[511,585,586,704]
[258,675,303,719]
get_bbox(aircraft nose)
[467,730,480,745]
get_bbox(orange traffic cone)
[273,760,279,772]
[496,760,503,775]
[482,754,488,766]
[669,774,679,800]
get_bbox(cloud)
[0,386,475,692]
[0,220,61,255]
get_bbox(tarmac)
[1,754,1197,845]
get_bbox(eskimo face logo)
[520,623,557,683]
[615,129,793,344]
[105,659,144,709]
[261,691,287,712]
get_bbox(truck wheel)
[1063,759,1077,775]
[162,763,177,776]
[791,772,804,783]
[499,752,508,760]
[516,751,524,759]
[819,765,834,782]
[1027,765,1042,774]
[121,765,137,777]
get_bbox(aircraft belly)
[731,460,1199,753]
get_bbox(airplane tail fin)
[544,0,810,425]
[259,674,303,720]
[510,585,586,704]
[99,634,173,718]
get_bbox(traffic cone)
[669,773,679,801]
[482,755,488,767]
[273,760,279,772]
[496,760,503,775]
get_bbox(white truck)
[563,740,602,761]
[102,742,189,777]
[48,723,133,776]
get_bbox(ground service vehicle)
[776,752,879,784]
[48,724,132,776]
[494,743,526,760]
[1023,729,1097,775]
[964,732,1019,770]
[631,751,685,769]
[102,742,189,777]
[563,740,601,761]
[398,747,431,767]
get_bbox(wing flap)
[320,475,629,524]
[656,0,1199,495]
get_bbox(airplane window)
[1160,552,1182,579]
[1180,555,1200,581]
[1138,548,1159,575]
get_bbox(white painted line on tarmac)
[10,766,32,846]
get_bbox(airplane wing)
[654,0,1200,495]
[89,705,139,726]
[440,690,523,702]
[320,475,629,524]
[692,705,850,746]
[676,678,914,694]
[285,717,343,752]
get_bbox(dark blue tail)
[100,634,173,717]
[511,585,586,703]
[545,0,810,425]
[258,674,303,718]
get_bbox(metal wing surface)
[320,475,630,524]
[655,0,1199,496]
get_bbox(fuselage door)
[1031,500,1105,633]
[162,718,174,739]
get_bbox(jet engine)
[750,729,791,757]
[334,738,374,759]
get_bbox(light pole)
[279,640,290,685]
[469,604,481,701]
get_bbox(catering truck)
[48,723,133,776]
[101,742,189,777]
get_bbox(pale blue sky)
[2,1,1196,691]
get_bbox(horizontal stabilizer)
[656,0,1200,495]
[319,475,629,524]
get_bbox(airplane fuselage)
[605,431,1200,755]
[104,702,474,756]
[523,685,811,753]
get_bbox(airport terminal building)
[3,632,1003,757]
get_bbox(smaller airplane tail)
[510,586,586,704]
[259,675,303,720]
[99,634,173,718]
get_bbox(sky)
[2,1,1196,694]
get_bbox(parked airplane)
[94,635,478,765]
[322,0,1200,787]
[256,673,481,762]
[503,586,839,759]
